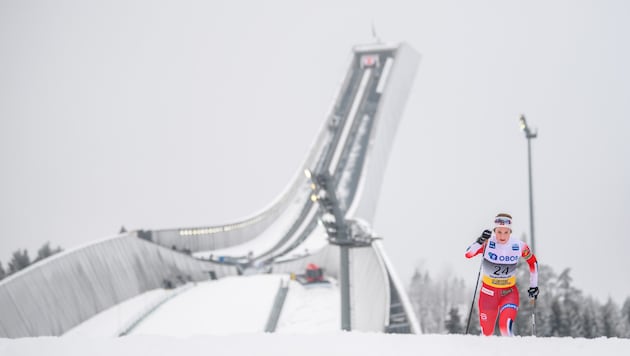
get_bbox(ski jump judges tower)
[0,42,421,337]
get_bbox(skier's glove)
[476,230,492,244]
[528,287,539,299]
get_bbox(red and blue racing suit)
[465,235,538,336]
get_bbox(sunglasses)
[494,217,512,225]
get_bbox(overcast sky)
[1,0,629,303]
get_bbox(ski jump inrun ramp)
[0,42,421,338]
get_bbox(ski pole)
[465,258,483,334]
[531,298,536,336]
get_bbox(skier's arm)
[522,243,538,288]
[465,241,485,258]
[465,229,491,258]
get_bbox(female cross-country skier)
[465,213,539,336]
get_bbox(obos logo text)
[488,253,518,262]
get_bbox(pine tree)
[621,297,630,338]
[0,261,5,280]
[408,267,468,334]
[537,264,558,337]
[438,274,449,333]
[445,307,464,334]
[449,277,468,309]
[8,249,30,274]
[566,297,585,337]
[549,298,570,336]
[557,269,584,337]
[601,298,623,338]
[543,267,590,337]
[535,299,555,337]
[420,271,442,333]
[409,269,435,333]
[34,242,63,263]
[582,297,604,338]
[408,269,429,332]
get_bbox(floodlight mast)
[304,169,351,331]
[519,115,537,254]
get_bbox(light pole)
[519,115,538,254]
[305,169,351,331]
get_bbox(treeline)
[408,263,630,338]
[0,242,63,281]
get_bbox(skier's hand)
[476,230,492,244]
[528,287,539,299]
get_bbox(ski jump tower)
[0,42,421,337]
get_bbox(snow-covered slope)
[4,275,629,355]
[2,333,628,356]
[128,276,283,336]
[64,274,342,337]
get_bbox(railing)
[264,278,290,332]
[0,234,236,338]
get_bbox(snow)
[129,275,284,336]
[64,284,193,337]
[3,274,629,355]
[66,274,341,337]
[275,279,340,333]
[1,333,628,356]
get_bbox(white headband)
[494,216,512,230]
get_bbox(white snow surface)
[129,275,283,336]
[66,274,341,337]
[275,279,340,333]
[1,334,628,356]
[3,274,629,355]
[64,284,192,337]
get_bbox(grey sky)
[1,0,629,303]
